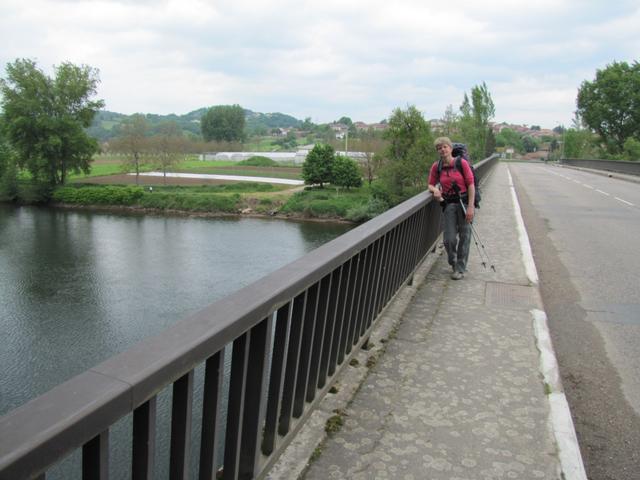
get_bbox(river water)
[0,204,352,417]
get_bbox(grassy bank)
[49,182,391,222]
[7,156,399,222]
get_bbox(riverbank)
[47,177,391,223]
[49,201,358,225]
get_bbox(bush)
[281,188,373,219]
[53,185,144,205]
[138,193,240,213]
[345,197,389,222]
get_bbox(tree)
[440,104,459,137]
[109,114,149,185]
[458,82,495,161]
[357,131,387,185]
[302,144,335,187]
[495,128,523,152]
[0,122,10,179]
[379,105,433,196]
[332,155,362,189]
[522,136,539,153]
[301,117,315,131]
[201,104,246,142]
[0,58,104,186]
[577,61,640,155]
[0,123,18,200]
[563,128,596,159]
[150,121,187,183]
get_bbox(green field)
[71,156,303,180]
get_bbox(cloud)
[1,0,638,127]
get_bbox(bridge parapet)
[560,158,640,176]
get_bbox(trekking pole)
[459,200,496,272]
[471,223,496,272]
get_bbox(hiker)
[428,137,476,280]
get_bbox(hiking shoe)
[451,271,464,280]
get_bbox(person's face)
[436,143,451,159]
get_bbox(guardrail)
[0,155,498,480]
[560,158,640,176]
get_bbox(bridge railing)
[560,158,640,176]
[0,155,498,480]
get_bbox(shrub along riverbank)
[49,182,395,222]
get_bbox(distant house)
[272,127,292,137]
[369,123,388,132]
[329,123,349,139]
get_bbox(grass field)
[73,155,303,181]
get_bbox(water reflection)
[0,205,352,416]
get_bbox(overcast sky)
[1,0,638,129]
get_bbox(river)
[0,204,352,417]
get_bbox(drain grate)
[485,282,541,310]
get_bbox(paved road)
[509,162,640,480]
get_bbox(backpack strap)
[454,156,466,185]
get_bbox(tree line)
[5,55,634,207]
[0,57,499,204]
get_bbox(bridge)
[3,156,638,479]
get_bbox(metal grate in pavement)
[485,282,542,310]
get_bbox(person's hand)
[432,187,443,202]
[465,205,474,223]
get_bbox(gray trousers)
[442,202,471,273]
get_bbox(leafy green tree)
[458,82,495,161]
[495,128,524,153]
[201,104,246,142]
[302,144,335,187]
[379,105,433,196]
[332,155,362,189]
[563,128,596,159]
[0,58,104,186]
[485,129,497,157]
[0,123,10,179]
[110,114,149,185]
[0,124,18,200]
[522,136,539,153]
[577,61,640,155]
[301,117,315,131]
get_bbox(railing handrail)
[0,154,499,480]
[559,158,640,176]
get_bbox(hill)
[87,108,303,142]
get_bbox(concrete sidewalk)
[270,163,586,480]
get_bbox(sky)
[1,0,638,130]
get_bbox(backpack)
[437,143,481,208]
